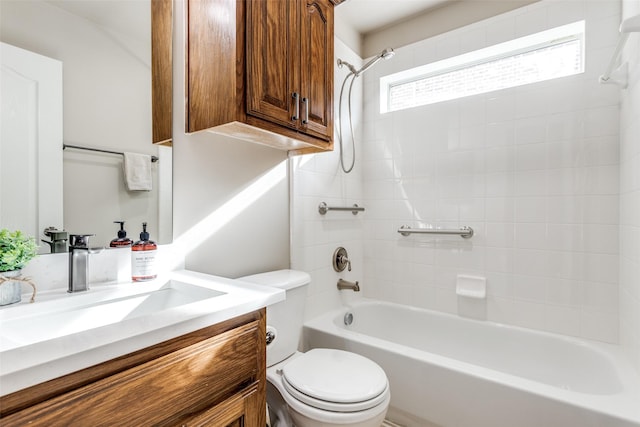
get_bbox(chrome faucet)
[68,234,102,293]
[337,278,360,292]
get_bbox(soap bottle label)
[132,249,157,281]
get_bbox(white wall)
[0,0,167,248]
[620,0,640,372]
[291,38,365,320]
[363,0,539,58]
[171,0,290,279]
[361,0,622,343]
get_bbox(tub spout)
[337,279,360,292]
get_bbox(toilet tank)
[239,270,310,367]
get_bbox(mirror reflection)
[0,0,172,251]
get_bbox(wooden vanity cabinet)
[0,309,266,427]
[186,0,336,155]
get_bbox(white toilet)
[240,270,390,427]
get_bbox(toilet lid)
[281,349,388,411]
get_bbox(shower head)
[355,47,395,76]
[337,48,395,78]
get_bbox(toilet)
[240,270,390,427]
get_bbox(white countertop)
[0,269,285,396]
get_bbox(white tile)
[515,116,547,145]
[545,278,584,307]
[515,170,547,196]
[515,197,547,223]
[485,247,514,273]
[459,125,486,150]
[547,168,586,196]
[513,274,548,302]
[544,305,581,337]
[584,106,620,138]
[486,122,516,147]
[583,136,620,166]
[514,248,548,277]
[486,173,515,197]
[547,140,584,169]
[484,272,514,298]
[547,1,585,26]
[546,251,586,281]
[485,222,515,248]
[514,5,549,37]
[459,198,485,221]
[583,253,619,284]
[547,111,585,142]
[485,146,515,173]
[585,165,619,195]
[546,223,584,252]
[515,223,547,250]
[583,224,619,254]
[485,197,515,222]
[459,26,487,54]
[583,281,619,312]
[486,92,516,124]
[485,16,516,46]
[516,143,548,171]
[546,195,585,224]
[580,309,618,343]
[586,14,623,51]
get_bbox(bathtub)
[303,299,640,427]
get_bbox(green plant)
[0,229,38,272]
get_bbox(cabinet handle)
[302,97,309,124]
[292,92,300,121]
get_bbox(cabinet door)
[299,0,333,141]
[246,0,299,129]
[179,383,263,427]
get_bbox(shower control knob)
[333,247,351,272]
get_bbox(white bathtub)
[304,299,640,427]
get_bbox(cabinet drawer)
[2,321,261,426]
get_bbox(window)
[380,21,585,113]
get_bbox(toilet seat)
[281,348,389,412]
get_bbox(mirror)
[0,0,172,250]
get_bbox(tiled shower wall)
[291,38,365,320]
[361,0,622,343]
[620,0,640,372]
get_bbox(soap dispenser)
[131,222,157,281]
[110,221,133,247]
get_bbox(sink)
[0,279,225,352]
[0,269,286,396]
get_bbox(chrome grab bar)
[318,202,365,215]
[398,225,474,239]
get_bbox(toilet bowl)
[239,270,390,427]
[268,350,390,427]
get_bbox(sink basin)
[0,279,225,352]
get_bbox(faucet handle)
[69,234,94,248]
[333,247,352,272]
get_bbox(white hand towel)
[123,152,153,191]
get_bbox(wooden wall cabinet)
[0,310,266,427]
[186,0,336,155]
[151,0,173,146]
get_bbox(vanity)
[0,270,284,426]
